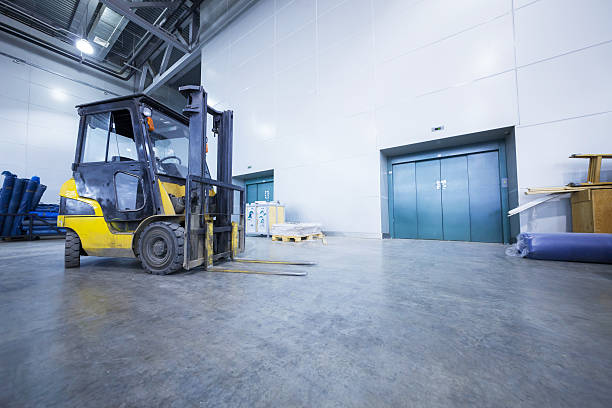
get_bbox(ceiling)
[0,0,252,91]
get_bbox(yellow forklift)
[57,86,308,276]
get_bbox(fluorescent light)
[76,38,94,55]
[93,36,110,48]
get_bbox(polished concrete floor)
[1,236,612,407]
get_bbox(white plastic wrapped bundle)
[270,223,322,236]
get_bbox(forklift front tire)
[65,230,81,268]
[138,221,184,275]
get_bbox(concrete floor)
[1,237,612,407]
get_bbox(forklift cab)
[58,86,245,274]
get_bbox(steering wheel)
[159,155,182,165]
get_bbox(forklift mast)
[179,86,245,270]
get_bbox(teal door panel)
[392,162,417,238]
[468,151,502,243]
[441,156,471,241]
[246,184,257,203]
[257,181,273,202]
[416,159,443,240]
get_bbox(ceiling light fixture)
[76,38,94,55]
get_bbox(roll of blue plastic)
[29,183,47,211]
[2,178,27,237]
[0,171,17,232]
[516,232,612,264]
[12,176,40,236]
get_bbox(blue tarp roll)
[12,176,40,236]
[516,232,612,264]
[29,183,47,211]
[2,178,27,236]
[0,171,16,232]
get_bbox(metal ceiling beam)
[158,44,172,73]
[99,0,189,53]
[129,1,174,7]
[142,0,256,94]
[144,47,200,93]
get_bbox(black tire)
[65,230,81,268]
[138,221,184,275]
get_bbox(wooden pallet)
[272,233,326,243]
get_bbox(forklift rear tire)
[138,221,184,275]
[65,230,81,268]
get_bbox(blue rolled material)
[12,176,40,236]
[0,171,16,232]
[2,178,27,237]
[29,183,47,211]
[515,232,612,264]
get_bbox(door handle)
[441,179,447,189]
[436,180,441,190]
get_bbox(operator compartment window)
[82,112,110,162]
[107,110,138,162]
[148,109,189,178]
[81,110,137,163]
[115,172,145,211]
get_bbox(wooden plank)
[526,185,612,195]
[593,156,602,183]
[569,181,612,187]
[508,193,570,217]
[570,154,612,158]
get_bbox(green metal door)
[468,151,502,242]
[391,147,503,243]
[246,184,257,203]
[392,162,417,238]
[441,156,471,241]
[257,182,273,202]
[415,159,443,240]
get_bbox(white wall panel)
[276,0,316,40]
[274,57,316,137]
[0,119,26,145]
[0,35,133,201]
[0,96,29,124]
[232,46,274,94]
[373,0,510,63]
[275,21,316,73]
[377,71,518,149]
[517,42,612,126]
[0,73,29,103]
[229,0,275,41]
[317,0,371,51]
[229,18,275,67]
[202,50,232,107]
[0,141,27,176]
[199,0,612,235]
[515,112,612,189]
[515,0,612,66]
[375,14,514,106]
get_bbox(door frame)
[387,140,510,243]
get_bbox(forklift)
[58,85,308,276]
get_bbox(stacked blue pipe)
[21,204,64,236]
[0,171,60,238]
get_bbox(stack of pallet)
[270,223,326,243]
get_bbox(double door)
[246,181,274,203]
[392,150,503,243]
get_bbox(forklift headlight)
[60,197,95,215]
[142,107,152,117]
